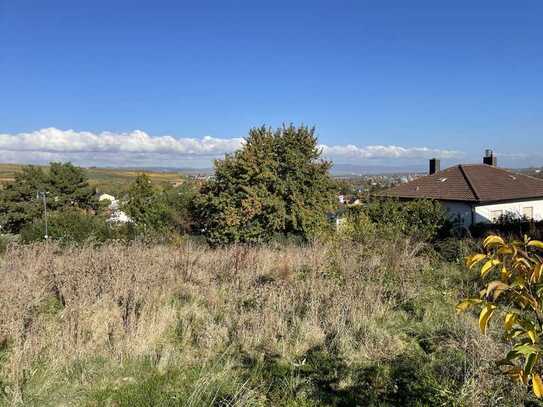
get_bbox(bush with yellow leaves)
[458,235,543,398]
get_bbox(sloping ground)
[0,240,538,406]
[0,164,26,184]
[0,163,184,189]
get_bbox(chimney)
[429,158,440,175]
[483,149,497,166]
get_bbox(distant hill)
[95,166,214,175]
[0,162,535,185]
[0,164,188,191]
[330,163,427,176]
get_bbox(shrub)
[470,213,543,241]
[342,199,449,242]
[336,208,376,242]
[20,210,113,244]
[122,174,173,235]
[0,162,98,234]
[458,235,543,398]
[162,181,199,235]
[434,237,478,263]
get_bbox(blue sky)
[1,1,542,169]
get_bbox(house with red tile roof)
[380,151,543,227]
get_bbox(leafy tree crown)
[196,124,338,244]
[0,162,97,233]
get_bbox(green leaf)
[525,353,539,374]
[513,343,540,356]
[504,349,522,362]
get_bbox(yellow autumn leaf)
[506,367,527,384]
[514,257,532,270]
[532,264,543,283]
[504,312,517,331]
[481,259,501,278]
[528,330,539,344]
[484,235,505,249]
[500,265,510,280]
[528,240,543,250]
[485,280,509,300]
[497,246,514,255]
[479,304,496,334]
[533,373,543,398]
[466,254,486,269]
[456,299,482,313]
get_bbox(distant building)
[98,193,132,224]
[98,193,115,203]
[380,151,543,228]
[99,193,120,211]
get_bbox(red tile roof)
[381,165,543,203]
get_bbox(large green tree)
[196,124,338,244]
[47,162,97,210]
[0,162,97,233]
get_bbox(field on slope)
[0,164,187,194]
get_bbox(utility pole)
[37,191,48,240]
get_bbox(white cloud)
[320,144,462,160]
[0,128,463,167]
[0,128,243,156]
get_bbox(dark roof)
[380,165,543,203]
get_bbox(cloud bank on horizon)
[0,127,463,168]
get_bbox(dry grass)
[0,239,533,406]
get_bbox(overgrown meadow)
[0,235,539,406]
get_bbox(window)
[490,210,503,222]
[523,207,534,220]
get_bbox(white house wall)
[474,199,543,224]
